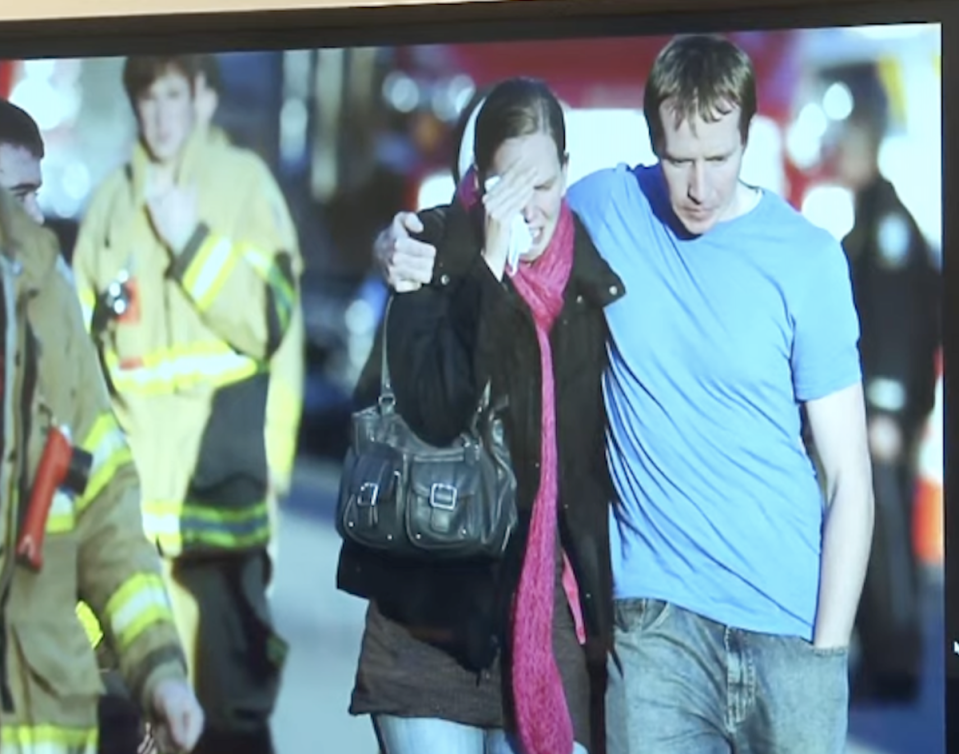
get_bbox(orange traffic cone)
[913,470,943,568]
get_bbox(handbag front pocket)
[407,442,514,560]
[337,442,406,553]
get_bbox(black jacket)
[842,176,940,437]
[337,200,624,670]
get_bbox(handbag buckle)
[357,482,380,507]
[429,483,458,511]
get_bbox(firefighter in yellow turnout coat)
[192,54,305,566]
[71,55,296,754]
[0,189,203,753]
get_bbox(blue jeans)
[605,599,849,754]
[374,715,590,754]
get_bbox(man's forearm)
[813,478,874,648]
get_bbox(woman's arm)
[387,250,513,447]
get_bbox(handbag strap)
[378,295,397,409]
[377,293,492,418]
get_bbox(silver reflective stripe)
[866,377,906,412]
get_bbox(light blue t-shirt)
[568,163,862,639]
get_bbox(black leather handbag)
[336,298,517,562]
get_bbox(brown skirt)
[349,551,591,749]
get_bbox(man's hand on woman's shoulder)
[376,211,437,293]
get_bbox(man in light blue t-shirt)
[377,34,874,754]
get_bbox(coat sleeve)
[908,231,940,430]
[266,302,305,496]
[386,208,515,447]
[70,181,114,335]
[264,179,305,497]
[168,156,299,362]
[48,260,187,715]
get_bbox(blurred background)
[0,20,943,754]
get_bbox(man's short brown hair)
[644,34,757,154]
[122,55,202,104]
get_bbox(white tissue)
[484,176,532,275]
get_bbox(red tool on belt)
[15,424,93,571]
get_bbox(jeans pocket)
[614,598,672,634]
[755,636,850,753]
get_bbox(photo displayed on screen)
[0,17,942,754]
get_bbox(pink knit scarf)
[458,169,577,754]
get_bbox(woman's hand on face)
[481,158,537,280]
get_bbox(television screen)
[0,3,948,754]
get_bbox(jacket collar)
[433,199,625,309]
[128,127,207,204]
[0,189,58,300]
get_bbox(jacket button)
[609,285,619,296]
[575,294,584,304]
[440,274,450,285]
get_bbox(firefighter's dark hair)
[0,99,44,159]
[122,55,202,103]
[827,64,889,153]
[644,34,757,154]
[473,77,567,180]
[194,54,224,94]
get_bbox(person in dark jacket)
[830,98,940,702]
[337,78,624,754]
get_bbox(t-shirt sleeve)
[791,237,862,402]
[566,166,626,238]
